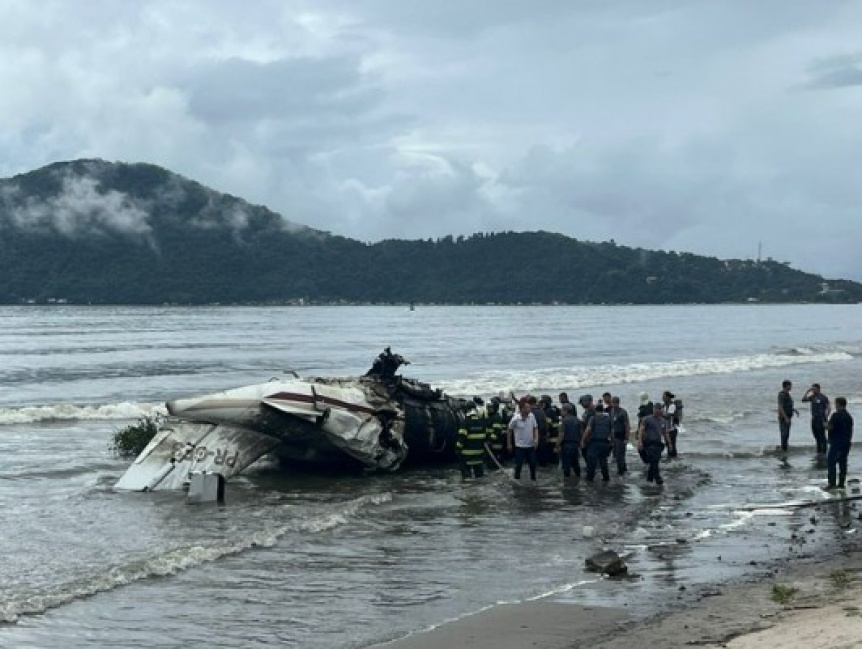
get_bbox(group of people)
[777,380,855,489]
[456,389,683,486]
[457,378,855,492]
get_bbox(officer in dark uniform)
[581,402,612,482]
[528,395,549,465]
[578,394,596,462]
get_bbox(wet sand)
[372,542,862,649]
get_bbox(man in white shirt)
[507,398,539,481]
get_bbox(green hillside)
[0,159,858,305]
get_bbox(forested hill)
[0,159,859,305]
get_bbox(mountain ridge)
[0,159,858,305]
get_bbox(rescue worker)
[555,402,582,477]
[661,391,680,458]
[528,395,549,465]
[581,402,612,482]
[638,402,672,485]
[578,394,596,462]
[539,394,560,466]
[559,392,575,416]
[825,396,853,490]
[802,383,831,455]
[484,398,507,468]
[608,396,631,475]
[636,392,653,464]
[456,399,489,480]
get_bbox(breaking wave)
[0,402,166,426]
[441,349,853,396]
[0,492,392,623]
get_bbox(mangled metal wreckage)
[115,349,471,491]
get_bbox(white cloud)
[0,0,861,278]
[4,172,151,238]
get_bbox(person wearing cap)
[507,398,539,481]
[638,402,672,485]
[556,402,582,477]
[802,383,831,454]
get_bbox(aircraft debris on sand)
[115,348,472,491]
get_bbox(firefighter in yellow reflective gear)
[484,397,507,469]
[457,398,490,479]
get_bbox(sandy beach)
[372,540,862,649]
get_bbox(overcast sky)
[1,1,861,279]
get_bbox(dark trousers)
[643,443,665,484]
[778,419,791,452]
[613,437,627,474]
[585,442,610,481]
[812,419,828,454]
[560,441,581,477]
[460,460,484,480]
[827,442,850,487]
[512,446,537,480]
[667,427,678,458]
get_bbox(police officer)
[608,396,631,475]
[556,402,582,477]
[578,394,596,462]
[802,383,831,454]
[638,402,672,485]
[582,402,612,482]
[528,395,549,464]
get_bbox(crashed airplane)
[115,349,472,491]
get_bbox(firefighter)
[485,398,506,468]
[457,398,489,479]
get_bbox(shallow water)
[0,305,860,647]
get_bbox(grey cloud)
[2,1,862,279]
[805,53,862,89]
[185,56,378,123]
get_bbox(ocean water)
[0,304,860,648]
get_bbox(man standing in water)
[638,402,672,485]
[825,397,853,490]
[582,403,612,482]
[555,402,582,478]
[802,383,831,454]
[507,398,539,482]
[777,380,798,452]
[661,391,679,458]
[608,396,631,475]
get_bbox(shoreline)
[369,530,862,649]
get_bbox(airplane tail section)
[114,418,280,491]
